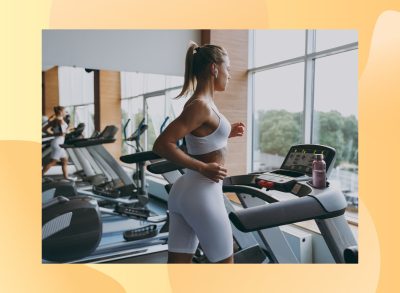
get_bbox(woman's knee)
[215,254,234,264]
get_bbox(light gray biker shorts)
[167,169,233,262]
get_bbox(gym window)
[58,66,95,138]
[248,30,358,219]
[120,72,184,155]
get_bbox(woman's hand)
[199,162,227,183]
[229,122,245,138]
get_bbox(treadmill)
[42,122,86,168]
[43,144,357,263]
[43,129,172,264]
[147,144,357,263]
[226,144,358,263]
[61,125,143,205]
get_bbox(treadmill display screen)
[280,145,335,176]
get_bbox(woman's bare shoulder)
[183,96,212,113]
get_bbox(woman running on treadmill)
[42,106,73,180]
[153,42,245,263]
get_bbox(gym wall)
[42,30,249,171]
[202,30,249,176]
[42,66,60,118]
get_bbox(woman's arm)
[42,115,59,135]
[153,100,227,182]
[42,122,53,135]
[66,126,75,133]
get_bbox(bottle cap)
[314,154,324,160]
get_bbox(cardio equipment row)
[42,117,178,263]
[42,117,358,264]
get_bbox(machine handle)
[160,116,170,133]
[123,118,131,141]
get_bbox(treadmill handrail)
[61,139,116,148]
[120,146,186,165]
[229,195,346,232]
[147,159,183,174]
[120,150,161,164]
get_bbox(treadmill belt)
[105,251,168,263]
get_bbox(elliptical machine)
[42,196,102,262]
[122,118,149,205]
[42,119,169,263]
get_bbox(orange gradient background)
[1,0,400,292]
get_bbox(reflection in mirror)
[120,72,184,154]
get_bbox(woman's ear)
[211,63,218,78]
[211,63,216,74]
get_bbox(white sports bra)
[53,119,68,136]
[185,103,231,155]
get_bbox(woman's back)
[49,119,68,136]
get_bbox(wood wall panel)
[42,72,45,115]
[43,66,59,117]
[202,30,249,176]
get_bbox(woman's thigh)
[179,181,233,263]
[167,175,200,257]
[168,210,199,255]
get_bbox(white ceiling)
[42,30,201,76]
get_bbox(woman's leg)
[216,255,234,264]
[60,157,69,179]
[167,175,200,264]
[167,211,199,264]
[42,160,58,175]
[168,252,194,263]
[180,181,234,264]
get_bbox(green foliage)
[258,110,301,156]
[257,110,358,166]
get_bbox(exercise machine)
[146,144,357,263]
[226,144,357,263]
[43,143,357,263]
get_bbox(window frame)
[121,85,183,151]
[248,29,359,223]
[64,102,95,138]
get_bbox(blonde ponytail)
[175,41,198,99]
[175,41,228,99]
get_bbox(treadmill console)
[255,145,336,194]
[98,125,118,139]
[270,144,336,179]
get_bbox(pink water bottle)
[312,154,326,188]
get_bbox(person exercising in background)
[42,106,74,181]
[153,41,245,263]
